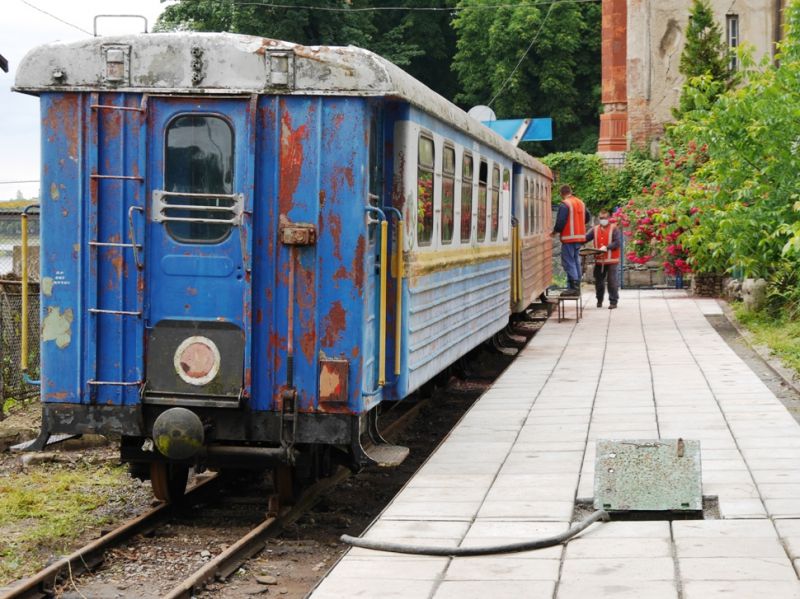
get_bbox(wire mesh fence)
[0,209,40,417]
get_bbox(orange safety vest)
[560,195,586,243]
[593,223,620,265]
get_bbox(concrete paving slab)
[310,291,800,598]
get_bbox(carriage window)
[477,160,488,242]
[461,153,473,243]
[490,165,500,241]
[441,145,455,244]
[368,116,381,243]
[417,135,434,246]
[524,178,530,235]
[529,178,536,235]
[164,115,235,243]
[537,180,543,234]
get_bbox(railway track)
[0,399,429,599]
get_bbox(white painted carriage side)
[13,32,549,177]
[404,260,511,393]
[398,120,513,254]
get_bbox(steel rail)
[2,399,426,599]
[162,398,428,598]
[0,475,219,599]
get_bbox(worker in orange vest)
[585,208,621,309]
[552,184,591,296]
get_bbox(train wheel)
[150,462,189,503]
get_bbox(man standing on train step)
[552,184,590,296]
[585,208,621,309]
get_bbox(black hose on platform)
[340,509,609,557]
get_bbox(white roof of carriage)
[14,32,549,174]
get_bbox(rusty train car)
[14,33,552,501]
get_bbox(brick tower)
[597,0,628,164]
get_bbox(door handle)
[128,206,144,269]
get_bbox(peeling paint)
[279,107,310,216]
[42,306,73,349]
[353,235,365,290]
[41,277,54,296]
[50,182,60,201]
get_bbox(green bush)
[542,151,659,214]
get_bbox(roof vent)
[268,51,294,89]
[103,45,129,85]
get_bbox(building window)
[477,160,488,242]
[165,114,235,243]
[727,14,739,71]
[461,152,473,243]
[441,145,455,244]
[490,165,500,241]
[417,134,434,246]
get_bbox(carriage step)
[364,443,409,468]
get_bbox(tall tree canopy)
[156,0,458,100]
[451,0,601,152]
[156,0,600,152]
[674,0,730,117]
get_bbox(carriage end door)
[144,97,253,404]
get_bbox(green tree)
[674,0,729,117]
[451,0,600,152]
[156,0,375,47]
[155,0,458,100]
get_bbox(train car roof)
[14,32,550,176]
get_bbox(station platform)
[310,290,800,599]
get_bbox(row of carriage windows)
[417,134,548,247]
[163,116,550,247]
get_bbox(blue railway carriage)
[15,33,552,501]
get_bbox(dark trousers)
[594,263,619,305]
[560,243,583,289]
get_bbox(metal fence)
[0,210,40,415]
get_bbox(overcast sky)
[1,0,171,200]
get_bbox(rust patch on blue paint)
[320,301,346,347]
[279,106,310,216]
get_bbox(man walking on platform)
[585,209,621,309]
[552,184,590,296]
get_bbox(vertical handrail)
[378,219,388,386]
[21,205,41,386]
[384,207,403,377]
[510,222,519,303]
[363,206,387,396]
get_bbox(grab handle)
[128,206,144,269]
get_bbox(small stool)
[555,291,583,323]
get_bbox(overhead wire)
[487,0,557,108]
[17,0,93,36]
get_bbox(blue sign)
[482,118,553,142]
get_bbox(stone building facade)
[598,0,785,160]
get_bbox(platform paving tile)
[683,581,800,599]
[678,557,798,581]
[432,580,555,598]
[775,519,800,560]
[310,291,800,598]
[311,578,437,599]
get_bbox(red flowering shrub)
[616,141,709,275]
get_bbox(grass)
[733,304,800,374]
[0,462,133,584]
